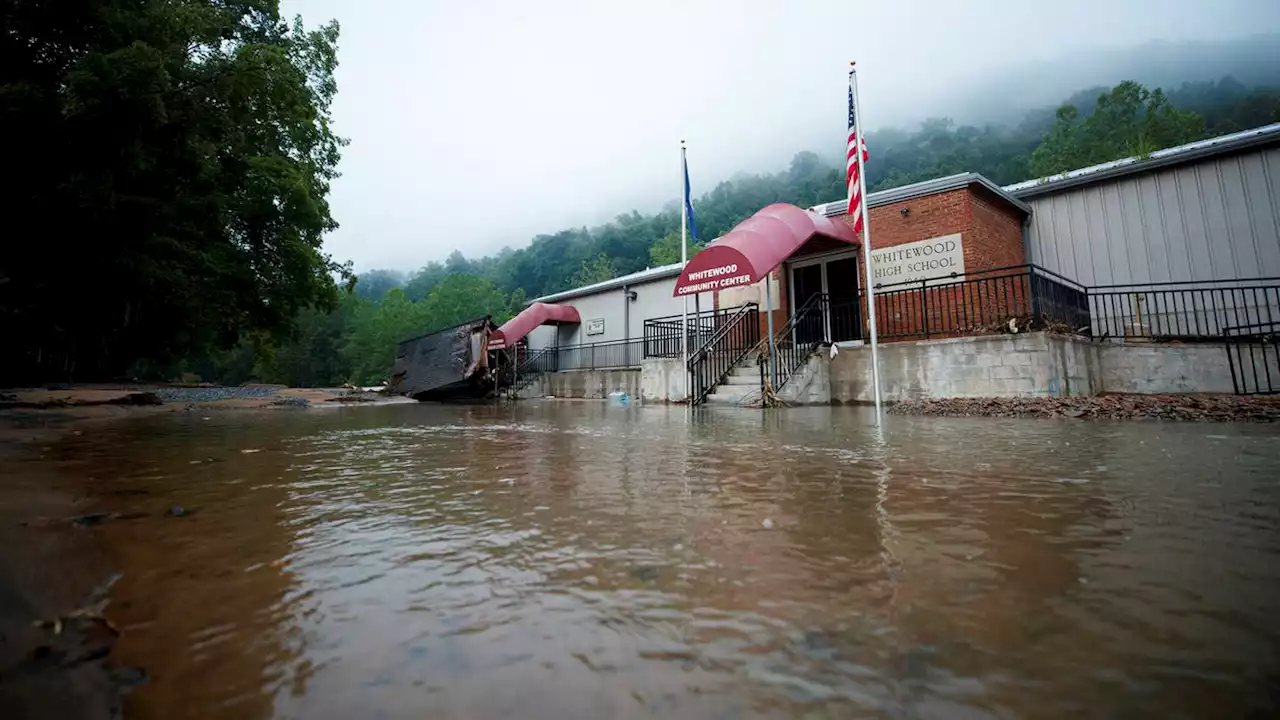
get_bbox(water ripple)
[45,402,1280,719]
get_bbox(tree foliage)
[1,0,349,382]
[354,269,405,300]
[649,232,703,266]
[1031,81,1205,176]
[571,255,618,287]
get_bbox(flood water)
[27,403,1280,718]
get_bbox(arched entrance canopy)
[672,203,859,297]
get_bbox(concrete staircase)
[703,356,763,405]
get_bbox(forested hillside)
[4,1,1278,390]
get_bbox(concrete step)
[710,383,757,399]
[703,390,757,406]
[722,373,759,385]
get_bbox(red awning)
[672,203,859,297]
[491,302,580,349]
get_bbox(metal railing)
[511,346,553,392]
[1089,278,1280,341]
[1224,322,1279,395]
[761,292,828,392]
[522,338,646,374]
[644,304,757,359]
[870,265,1089,340]
[688,303,760,405]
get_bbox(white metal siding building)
[1007,123,1280,286]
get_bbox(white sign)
[676,262,755,295]
[586,318,605,335]
[870,233,965,286]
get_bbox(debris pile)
[889,394,1280,422]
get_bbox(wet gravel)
[889,394,1280,422]
[152,386,283,403]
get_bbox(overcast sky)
[278,0,1278,272]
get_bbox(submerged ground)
[2,401,1278,718]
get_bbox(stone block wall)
[1098,343,1237,394]
[523,369,641,400]
[640,358,688,403]
[830,332,1242,403]
[830,333,1094,403]
[777,353,831,405]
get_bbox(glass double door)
[790,256,862,345]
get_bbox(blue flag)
[683,153,699,241]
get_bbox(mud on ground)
[0,421,127,719]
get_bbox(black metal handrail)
[759,292,828,392]
[1089,278,1280,341]
[512,346,555,389]
[644,304,756,359]
[521,338,646,374]
[688,303,760,406]
[867,264,1089,340]
[1223,322,1279,396]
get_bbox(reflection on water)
[40,403,1280,718]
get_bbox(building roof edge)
[530,262,683,304]
[1003,122,1280,199]
[810,172,1032,218]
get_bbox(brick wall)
[967,188,1027,269]
[816,184,1028,340]
[830,186,1024,271]
[856,189,972,256]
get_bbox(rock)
[72,512,114,527]
[762,518,775,529]
[166,505,192,518]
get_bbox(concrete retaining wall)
[640,358,688,403]
[523,369,640,399]
[523,333,1249,404]
[830,332,1239,403]
[1098,343,1237,395]
[830,333,1100,403]
[778,353,831,405]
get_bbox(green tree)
[355,269,406,300]
[404,261,448,301]
[1,0,348,381]
[419,274,513,328]
[571,255,617,287]
[1030,80,1205,176]
[649,232,703,266]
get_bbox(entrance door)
[791,264,825,345]
[825,257,862,342]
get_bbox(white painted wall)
[524,275,711,351]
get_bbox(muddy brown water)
[27,403,1280,718]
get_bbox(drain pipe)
[623,285,637,363]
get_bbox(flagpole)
[680,141,690,401]
[851,63,884,420]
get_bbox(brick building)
[715,173,1032,345]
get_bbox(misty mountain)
[925,33,1279,128]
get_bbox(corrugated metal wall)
[1024,144,1280,286]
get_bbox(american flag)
[846,78,870,235]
